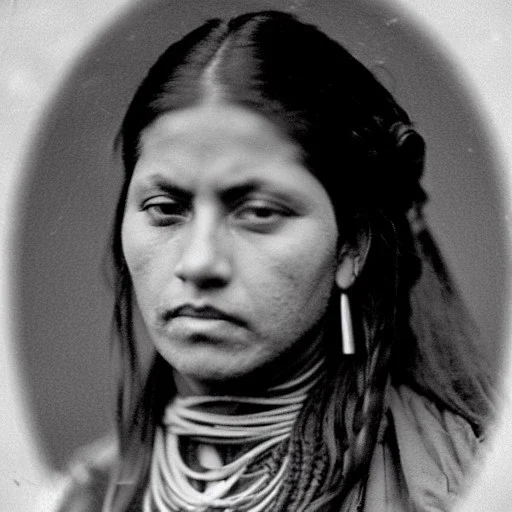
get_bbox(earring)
[340,292,355,354]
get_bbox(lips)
[164,304,245,326]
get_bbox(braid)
[271,379,328,510]
[340,340,392,497]
[262,334,392,512]
[302,450,329,508]
[296,343,392,512]
[290,401,327,507]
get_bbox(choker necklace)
[143,358,325,512]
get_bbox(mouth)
[164,304,245,326]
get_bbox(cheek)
[248,231,338,328]
[121,218,151,279]
[121,217,174,307]
[281,249,336,312]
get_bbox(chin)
[164,347,267,387]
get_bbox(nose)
[174,213,232,288]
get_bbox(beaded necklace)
[143,358,325,511]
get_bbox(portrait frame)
[1,1,511,509]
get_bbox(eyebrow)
[218,180,270,203]
[136,174,193,202]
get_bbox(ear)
[335,228,371,290]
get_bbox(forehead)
[135,103,307,186]
[141,103,282,148]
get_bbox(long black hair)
[107,10,493,511]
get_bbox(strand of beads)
[143,358,324,511]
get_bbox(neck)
[148,347,325,512]
[173,330,326,402]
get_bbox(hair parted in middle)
[107,10,492,511]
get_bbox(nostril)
[175,265,230,289]
[191,275,229,289]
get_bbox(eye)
[142,197,190,226]
[235,200,293,230]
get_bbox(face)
[121,103,341,390]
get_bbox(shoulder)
[388,384,481,476]
[365,385,483,512]
[39,437,117,512]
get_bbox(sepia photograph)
[1,1,511,510]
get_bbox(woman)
[55,9,492,512]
